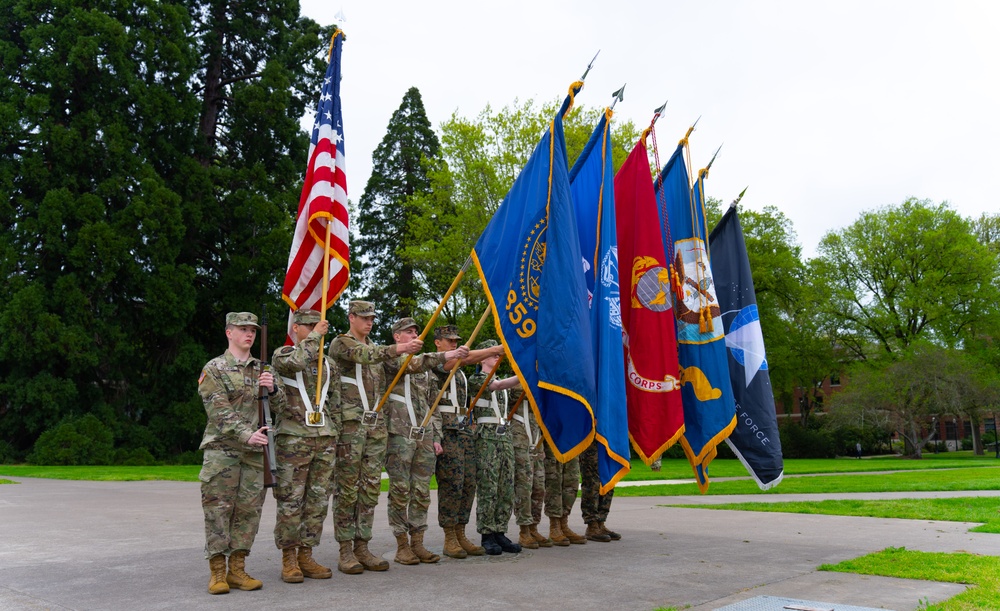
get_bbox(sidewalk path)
[1,477,995,611]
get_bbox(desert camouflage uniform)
[328,333,400,543]
[469,370,514,535]
[510,388,544,526]
[432,364,477,529]
[198,349,287,559]
[384,353,446,536]
[271,330,341,551]
[543,443,580,519]
[579,439,614,525]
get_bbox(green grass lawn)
[821,547,1000,610]
[0,478,15,484]
[668,496,1000,533]
[0,465,201,481]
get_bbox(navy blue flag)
[708,205,784,489]
[568,109,630,491]
[656,143,737,492]
[472,89,596,461]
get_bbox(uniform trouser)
[200,447,265,559]
[436,427,477,528]
[386,433,436,536]
[273,435,337,549]
[579,439,613,524]
[334,420,388,542]
[512,430,544,526]
[543,443,580,518]
[475,426,514,534]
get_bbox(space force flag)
[708,204,784,490]
[472,86,596,462]
[614,137,684,464]
[568,109,630,492]
[282,29,350,338]
[656,142,736,492]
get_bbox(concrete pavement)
[0,477,996,610]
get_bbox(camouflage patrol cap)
[349,300,376,317]
[434,325,462,341]
[225,312,260,328]
[392,317,418,334]
[292,308,321,325]
[475,339,498,351]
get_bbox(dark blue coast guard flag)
[708,205,784,490]
[655,143,737,493]
[472,102,596,462]
[568,109,630,492]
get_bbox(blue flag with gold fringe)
[709,204,784,490]
[568,109,630,492]
[655,143,736,492]
[472,92,596,461]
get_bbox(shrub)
[778,422,836,458]
[114,447,157,466]
[27,414,114,465]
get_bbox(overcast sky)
[298,0,999,258]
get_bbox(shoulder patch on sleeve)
[198,369,207,385]
[277,346,295,355]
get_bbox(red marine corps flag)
[614,126,685,464]
[282,28,349,339]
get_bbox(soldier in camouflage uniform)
[384,317,468,565]
[270,309,341,582]
[543,444,586,546]
[327,300,425,574]
[198,311,287,595]
[579,439,622,542]
[469,340,522,555]
[431,326,503,558]
[509,387,551,549]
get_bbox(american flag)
[282,29,349,337]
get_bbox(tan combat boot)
[208,554,229,595]
[548,516,570,547]
[586,521,611,542]
[297,546,332,579]
[518,524,539,549]
[354,539,389,571]
[281,547,304,583]
[599,521,622,541]
[442,525,467,559]
[226,550,263,590]
[529,523,553,547]
[394,532,419,565]
[561,516,587,545]
[338,540,364,575]
[455,523,485,556]
[410,531,440,564]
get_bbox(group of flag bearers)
[196,27,785,595]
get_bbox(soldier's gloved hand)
[314,320,330,335]
[433,442,444,456]
[259,370,275,391]
[248,427,269,446]
[448,346,469,361]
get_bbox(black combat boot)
[494,531,522,554]
[481,533,502,556]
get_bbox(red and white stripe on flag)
[282,31,349,341]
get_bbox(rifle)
[258,303,278,488]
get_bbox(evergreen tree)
[0,0,330,460]
[354,87,440,336]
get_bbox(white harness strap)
[388,374,418,427]
[280,360,331,415]
[440,370,468,415]
[514,400,534,445]
[341,363,372,412]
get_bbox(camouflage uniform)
[198,313,287,560]
[469,369,514,536]
[384,346,446,537]
[543,444,580,519]
[579,439,613,526]
[510,389,544,527]
[432,351,476,530]
[328,329,400,544]
[271,313,341,552]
